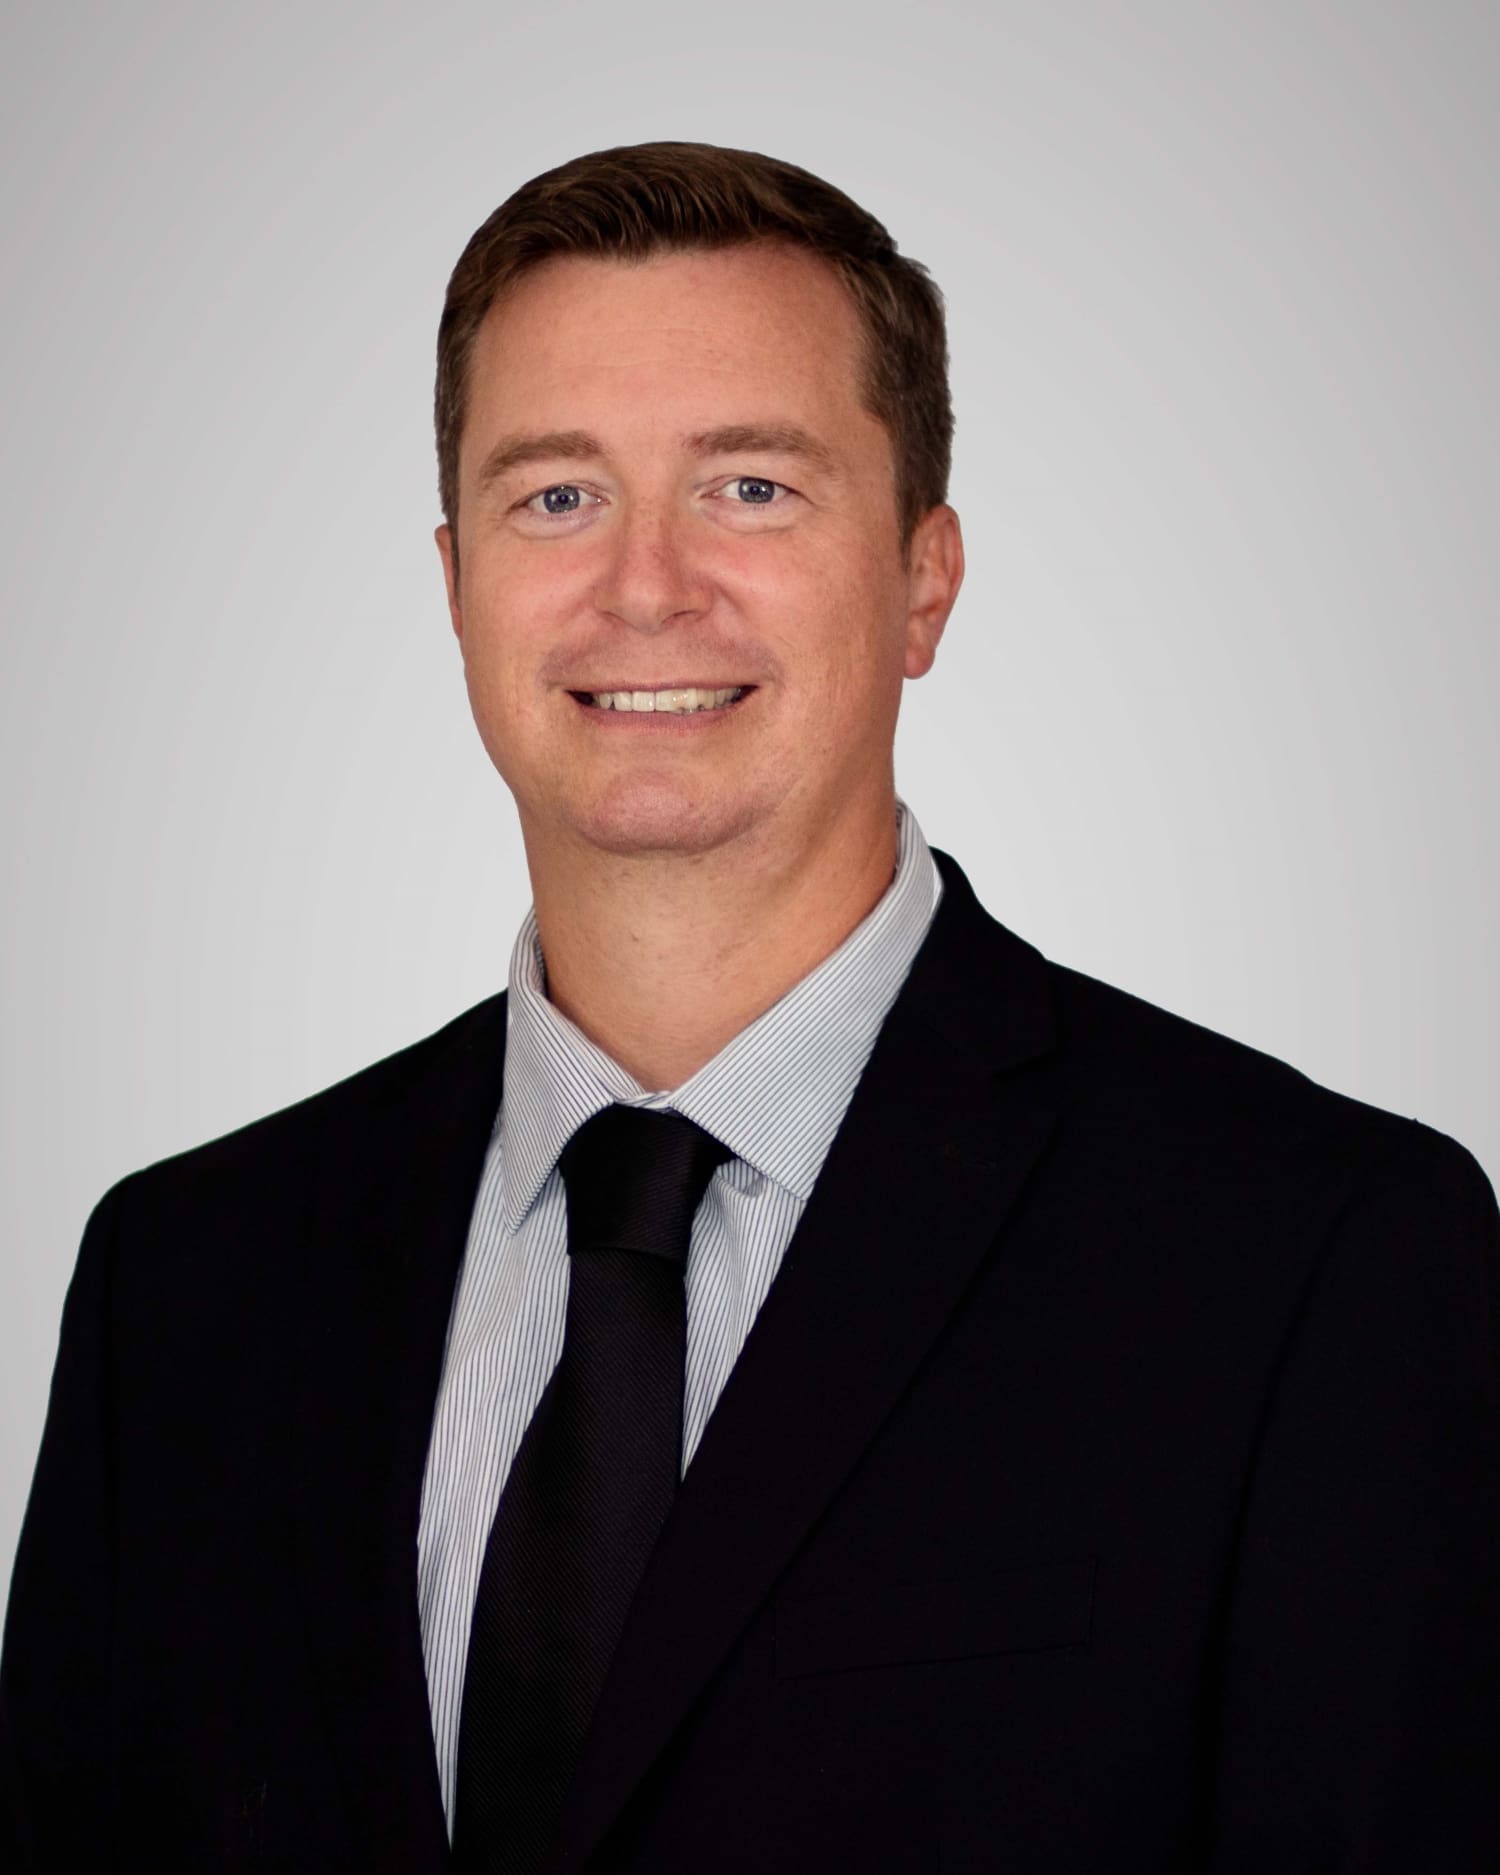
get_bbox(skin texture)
[437,243,964,1089]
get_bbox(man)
[3,141,1497,1873]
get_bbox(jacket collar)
[292,996,506,1874]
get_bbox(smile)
[571,685,752,714]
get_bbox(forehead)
[462,244,875,450]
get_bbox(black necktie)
[452,1103,731,1874]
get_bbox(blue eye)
[730,478,778,504]
[538,484,582,514]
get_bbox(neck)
[523,793,902,1092]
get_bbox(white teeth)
[586,686,747,713]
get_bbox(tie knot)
[557,1104,732,1269]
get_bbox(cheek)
[458,556,562,678]
[798,563,908,695]
[729,534,877,653]
[456,615,544,762]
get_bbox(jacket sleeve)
[1,1179,130,1874]
[1206,1122,1500,1872]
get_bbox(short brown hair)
[435,141,953,555]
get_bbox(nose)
[593,500,711,635]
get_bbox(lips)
[570,685,754,714]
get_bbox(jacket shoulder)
[1041,954,1489,1210]
[98,991,507,1220]
[931,847,1473,1193]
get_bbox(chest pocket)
[773,1556,1096,1679]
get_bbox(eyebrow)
[475,430,605,491]
[473,421,842,494]
[684,424,840,476]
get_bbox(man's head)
[434,143,964,872]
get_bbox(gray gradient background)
[2,1,1496,1584]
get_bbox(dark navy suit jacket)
[4,849,1499,1871]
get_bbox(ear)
[436,523,463,642]
[903,504,964,679]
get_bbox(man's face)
[438,242,961,867]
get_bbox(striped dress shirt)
[415,800,943,1832]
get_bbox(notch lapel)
[548,852,1061,1875]
[291,994,507,1875]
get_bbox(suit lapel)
[290,994,507,1875]
[549,851,1060,1875]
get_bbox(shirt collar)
[498,800,942,1229]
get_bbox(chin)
[567,775,770,860]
